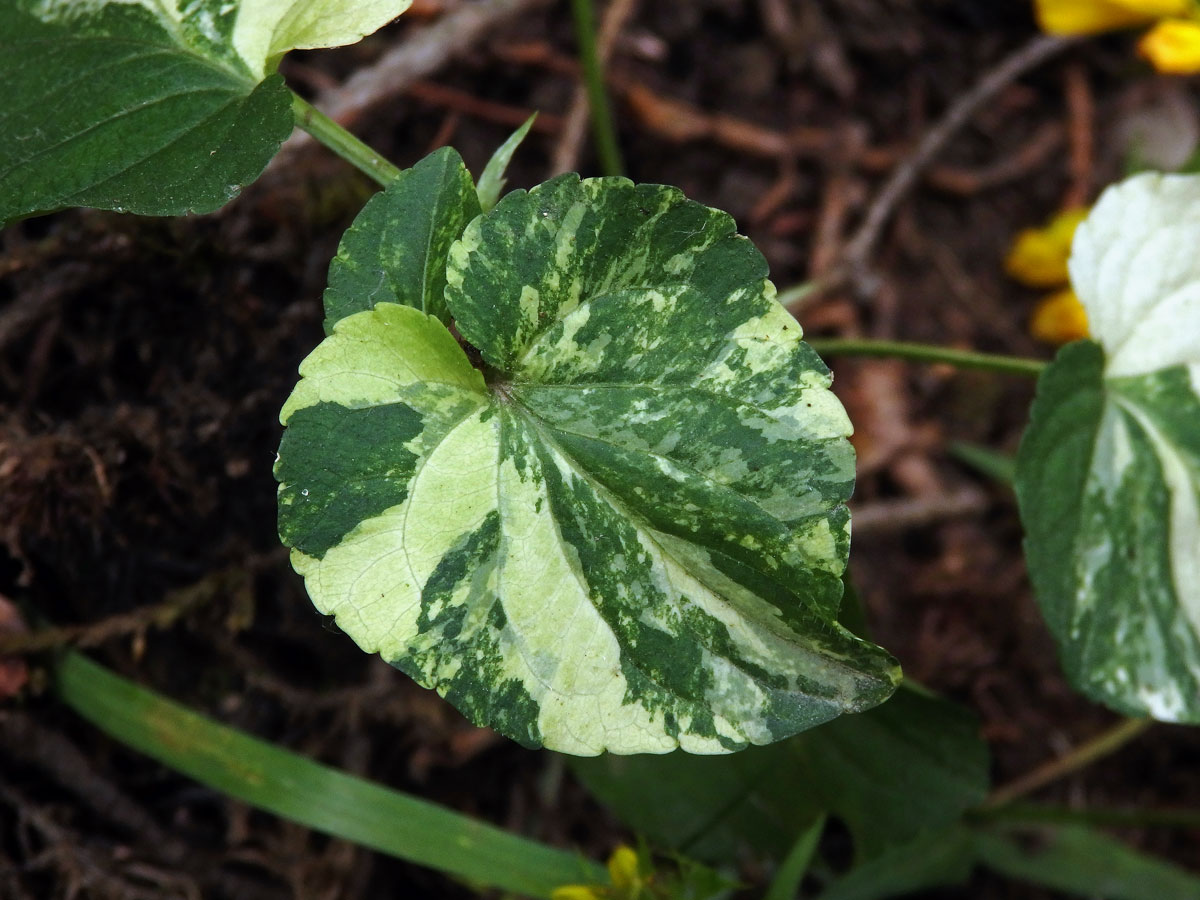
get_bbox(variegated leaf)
[1,0,409,222]
[277,175,899,755]
[1016,172,1200,722]
[323,147,481,331]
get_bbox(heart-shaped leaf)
[1016,172,1200,722]
[277,175,899,754]
[0,0,410,223]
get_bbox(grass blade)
[53,650,602,898]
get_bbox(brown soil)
[4,1,1200,898]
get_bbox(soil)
[4,1,1200,898]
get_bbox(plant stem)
[807,338,1047,378]
[569,0,624,176]
[291,93,401,187]
[983,718,1154,809]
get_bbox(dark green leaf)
[817,828,974,900]
[323,146,481,329]
[0,5,292,222]
[974,825,1200,899]
[571,687,987,861]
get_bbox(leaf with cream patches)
[277,173,899,755]
[0,0,410,222]
[1016,172,1200,722]
[323,147,481,331]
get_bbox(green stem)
[983,718,1154,809]
[292,93,402,187]
[807,338,1046,378]
[569,0,624,176]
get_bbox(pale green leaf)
[477,113,536,213]
[277,174,899,755]
[232,0,411,77]
[1016,173,1200,722]
[323,146,481,330]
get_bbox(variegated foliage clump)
[275,151,901,755]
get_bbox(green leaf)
[974,824,1200,900]
[792,686,988,861]
[1,0,410,222]
[765,814,826,900]
[277,174,899,755]
[1015,172,1200,722]
[571,687,986,860]
[0,5,292,221]
[477,113,536,213]
[569,740,825,862]
[53,650,603,898]
[817,828,975,900]
[323,147,481,330]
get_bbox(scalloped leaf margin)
[1016,172,1200,722]
[276,174,900,755]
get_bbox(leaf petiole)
[292,93,402,187]
[807,338,1047,378]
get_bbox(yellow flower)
[1006,208,1091,344]
[551,888,604,900]
[1034,0,1200,73]
[1035,0,1192,35]
[1138,18,1200,71]
[551,846,645,900]
[607,846,642,898]
[1005,208,1088,289]
[1031,289,1091,344]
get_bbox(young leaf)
[0,0,410,222]
[276,174,899,755]
[477,114,537,213]
[1015,173,1200,722]
[323,147,481,330]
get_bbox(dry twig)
[830,34,1078,299]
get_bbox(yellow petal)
[1005,208,1088,288]
[551,886,605,900]
[1031,289,1090,344]
[607,846,641,896]
[1138,19,1200,72]
[1033,0,1190,35]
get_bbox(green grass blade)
[765,814,826,900]
[948,442,1015,486]
[53,651,603,898]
